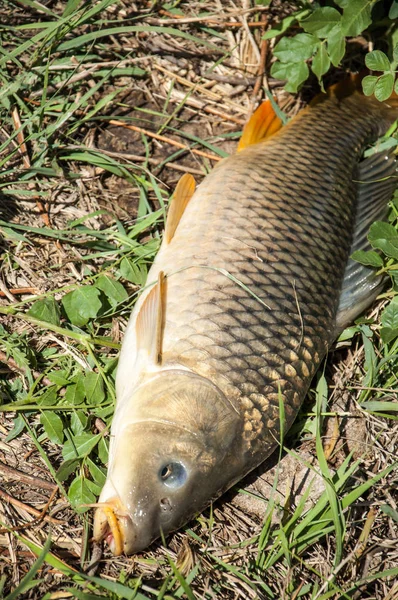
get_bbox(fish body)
[94,87,397,554]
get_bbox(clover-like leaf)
[365,50,391,72]
[368,221,398,259]
[362,75,378,97]
[374,72,394,102]
[389,1,398,20]
[351,250,383,268]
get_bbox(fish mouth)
[92,498,131,556]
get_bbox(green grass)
[0,1,397,599]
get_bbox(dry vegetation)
[0,1,397,599]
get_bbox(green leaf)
[262,12,305,40]
[338,326,359,342]
[380,327,398,344]
[62,433,101,461]
[389,1,398,20]
[56,458,80,482]
[37,387,57,407]
[84,477,102,495]
[393,44,398,63]
[351,249,383,267]
[40,412,64,444]
[47,370,70,386]
[98,436,109,464]
[362,75,378,96]
[365,50,391,72]
[119,257,147,285]
[27,297,60,326]
[327,29,346,66]
[68,475,96,510]
[70,411,88,435]
[301,7,341,39]
[395,79,398,95]
[380,504,398,523]
[270,61,309,93]
[360,400,398,413]
[311,43,331,82]
[95,274,128,307]
[273,33,318,63]
[374,73,394,102]
[84,372,105,405]
[368,221,398,259]
[64,376,86,405]
[380,297,398,331]
[61,286,102,327]
[6,415,26,441]
[339,0,372,36]
[86,457,107,487]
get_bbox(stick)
[0,488,64,525]
[108,120,221,162]
[0,287,38,297]
[0,461,57,493]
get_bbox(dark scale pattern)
[150,93,396,465]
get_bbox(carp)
[93,79,397,555]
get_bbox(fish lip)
[93,498,131,557]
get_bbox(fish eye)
[159,461,187,489]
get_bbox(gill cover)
[94,371,242,554]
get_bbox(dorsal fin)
[165,174,196,243]
[335,151,397,333]
[136,271,165,364]
[237,100,283,152]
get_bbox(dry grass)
[0,1,397,599]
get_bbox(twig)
[0,461,56,492]
[10,106,51,227]
[153,63,246,113]
[251,14,269,100]
[0,488,64,526]
[323,416,339,461]
[76,146,205,176]
[200,71,257,88]
[154,6,268,26]
[0,287,38,297]
[11,107,30,170]
[0,349,53,386]
[108,120,221,162]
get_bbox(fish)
[93,77,398,555]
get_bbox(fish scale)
[95,87,398,554]
[151,100,367,449]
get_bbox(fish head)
[93,370,242,554]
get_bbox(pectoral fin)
[136,271,165,364]
[237,100,282,152]
[335,151,397,333]
[165,174,196,243]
